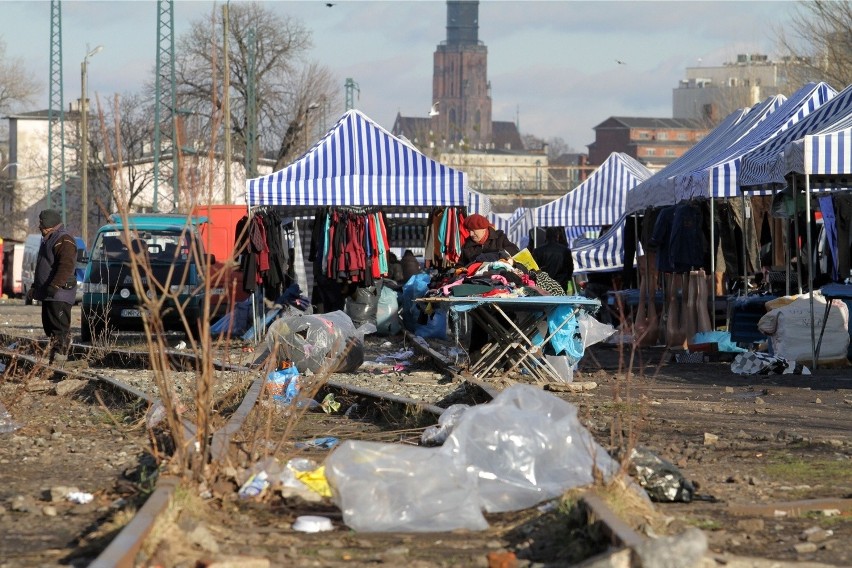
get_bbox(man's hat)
[39,209,62,228]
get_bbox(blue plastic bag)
[415,309,447,340]
[402,273,432,332]
[267,365,301,405]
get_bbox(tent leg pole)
[710,197,716,330]
[793,177,803,295]
[740,193,748,297]
[805,175,816,370]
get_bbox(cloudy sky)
[2,0,801,151]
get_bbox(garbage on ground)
[266,364,301,404]
[731,352,811,375]
[292,515,334,533]
[145,401,166,429]
[238,471,270,499]
[265,310,375,373]
[420,404,469,446]
[295,436,339,450]
[374,349,414,363]
[293,465,333,498]
[66,491,94,504]
[0,402,22,434]
[324,440,488,532]
[321,393,340,413]
[625,447,695,503]
[324,385,618,532]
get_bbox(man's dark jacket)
[532,240,574,289]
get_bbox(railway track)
[0,327,646,567]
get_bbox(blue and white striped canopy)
[626,98,782,213]
[533,152,652,228]
[672,82,836,201]
[572,214,638,274]
[740,83,852,191]
[246,109,468,208]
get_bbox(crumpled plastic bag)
[626,447,695,503]
[324,385,619,532]
[265,311,375,373]
[441,384,619,513]
[324,440,488,532]
[420,404,468,446]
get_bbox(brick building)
[587,117,709,170]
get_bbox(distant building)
[392,0,573,212]
[673,53,786,124]
[587,117,709,170]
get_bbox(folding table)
[418,295,600,383]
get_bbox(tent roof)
[533,152,651,228]
[740,83,852,190]
[246,109,468,208]
[626,96,783,213]
[671,82,836,201]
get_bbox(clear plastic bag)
[324,440,487,532]
[265,311,375,373]
[441,384,619,513]
[578,311,616,348]
[375,284,402,336]
[420,404,469,446]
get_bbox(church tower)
[432,0,492,147]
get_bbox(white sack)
[757,292,849,363]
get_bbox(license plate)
[121,309,142,317]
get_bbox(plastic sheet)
[265,311,374,373]
[420,404,469,446]
[324,386,619,532]
[324,440,488,532]
[442,384,619,513]
[577,311,616,348]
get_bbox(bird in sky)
[326,2,334,7]
[615,59,627,65]
[429,102,440,117]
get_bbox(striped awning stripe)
[533,153,652,227]
[246,109,468,208]
[741,82,852,191]
[673,82,836,201]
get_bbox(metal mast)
[46,0,66,223]
[244,29,257,179]
[152,0,177,212]
[345,78,360,111]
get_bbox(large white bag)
[758,293,849,364]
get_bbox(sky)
[1,0,802,151]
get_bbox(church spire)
[446,0,479,47]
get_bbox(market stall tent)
[246,109,468,209]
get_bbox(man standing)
[532,227,574,292]
[29,209,79,366]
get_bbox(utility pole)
[223,2,232,204]
[153,0,177,212]
[345,78,360,111]
[80,45,103,244]
[47,0,66,224]
[245,28,257,179]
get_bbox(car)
[80,214,221,342]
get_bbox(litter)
[66,492,94,504]
[374,349,414,363]
[292,515,334,533]
[0,402,22,434]
[295,436,339,450]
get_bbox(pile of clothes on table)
[401,253,569,340]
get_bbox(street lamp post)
[81,45,103,244]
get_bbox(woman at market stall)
[460,214,520,266]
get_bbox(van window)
[92,230,199,262]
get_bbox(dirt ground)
[2,297,852,566]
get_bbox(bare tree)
[545,137,575,160]
[0,38,41,116]
[90,93,158,212]
[775,0,852,90]
[173,2,340,169]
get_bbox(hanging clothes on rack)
[423,207,468,268]
[310,206,392,285]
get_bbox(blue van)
[80,214,220,342]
